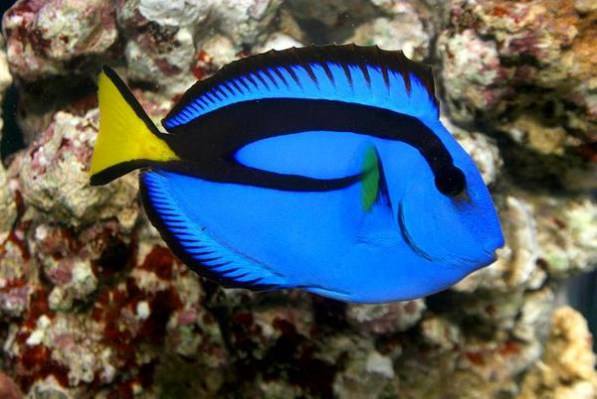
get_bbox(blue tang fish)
[90,45,504,303]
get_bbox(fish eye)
[434,167,466,197]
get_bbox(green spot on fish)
[362,147,380,211]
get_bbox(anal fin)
[140,170,288,290]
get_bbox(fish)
[89,45,504,303]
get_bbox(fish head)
[394,120,504,274]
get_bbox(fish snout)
[481,235,505,262]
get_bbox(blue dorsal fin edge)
[163,45,438,130]
[139,170,289,290]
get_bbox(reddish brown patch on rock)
[464,351,485,366]
[140,246,175,280]
[21,289,52,331]
[499,340,521,356]
[0,372,23,399]
[66,93,99,116]
[139,289,182,344]
[107,382,134,399]
[491,5,510,18]
[574,142,597,162]
[17,345,69,391]
[191,49,217,80]
[404,300,418,314]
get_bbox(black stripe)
[272,66,288,87]
[283,65,301,87]
[261,68,279,88]
[254,71,270,89]
[192,101,204,111]
[210,89,223,101]
[341,63,353,87]
[358,64,371,87]
[302,63,319,85]
[215,87,228,99]
[381,64,390,89]
[221,83,235,97]
[397,202,433,260]
[203,93,215,104]
[230,79,244,94]
[163,98,465,196]
[238,77,251,91]
[90,159,153,186]
[321,62,335,84]
[245,73,259,89]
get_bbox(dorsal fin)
[163,45,438,131]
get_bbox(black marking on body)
[164,45,438,127]
[358,64,371,87]
[161,98,465,196]
[231,79,244,94]
[254,71,270,89]
[91,159,154,186]
[321,62,335,84]
[397,202,433,261]
[272,67,288,87]
[380,64,390,89]
[341,63,353,87]
[215,87,227,99]
[302,63,318,86]
[211,90,223,102]
[222,82,235,96]
[262,68,278,88]
[284,65,301,87]
[375,148,391,205]
[238,77,250,92]
[245,73,259,89]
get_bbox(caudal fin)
[89,66,178,186]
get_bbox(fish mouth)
[482,233,506,258]
[397,200,504,267]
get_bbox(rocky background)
[0,0,595,398]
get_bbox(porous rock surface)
[0,0,595,398]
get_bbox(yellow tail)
[89,67,178,186]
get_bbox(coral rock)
[0,163,16,238]
[347,299,426,334]
[536,196,597,277]
[117,0,201,95]
[0,222,32,318]
[438,0,596,139]
[0,35,12,135]
[518,306,597,399]
[3,0,118,80]
[348,1,431,60]
[17,109,139,228]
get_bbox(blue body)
[142,48,504,303]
